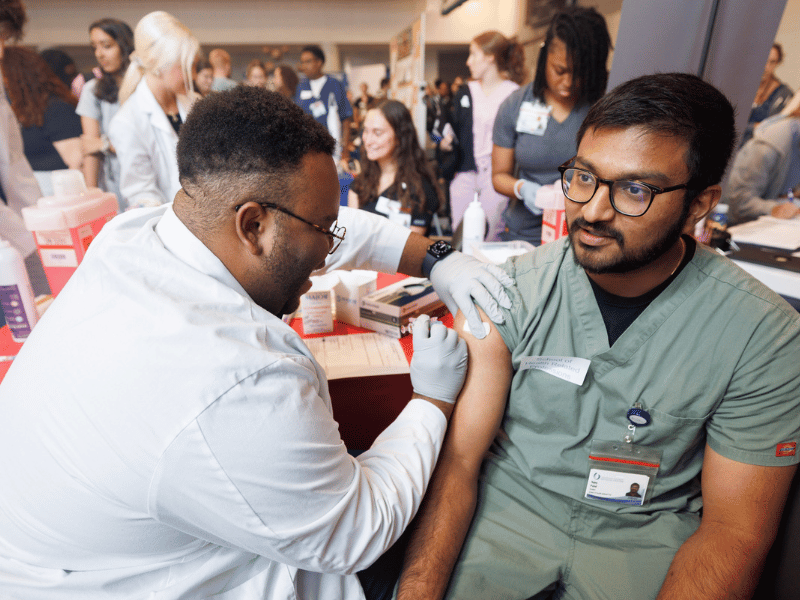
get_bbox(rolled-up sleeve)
[320,206,411,275]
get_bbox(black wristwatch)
[421,240,454,279]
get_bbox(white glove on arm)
[410,315,468,404]
[518,179,543,215]
[429,252,514,340]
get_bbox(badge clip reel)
[584,402,661,507]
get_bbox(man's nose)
[580,182,616,223]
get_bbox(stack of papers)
[305,333,410,380]
[729,217,800,250]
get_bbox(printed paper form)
[305,333,410,380]
[729,216,800,250]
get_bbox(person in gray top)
[723,104,800,225]
[492,7,611,245]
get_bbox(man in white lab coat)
[0,86,512,599]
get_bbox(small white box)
[300,276,336,335]
[334,270,378,327]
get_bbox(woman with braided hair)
[492,6,612,244]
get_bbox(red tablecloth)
[290,272,452,448]
[0,272,452,449]
[0,327,23,382]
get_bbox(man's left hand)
[429,252,514,339]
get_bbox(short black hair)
[177,86,334,232]
[577,73,737,194]
[532,7,611,106]
[301,44,325,64]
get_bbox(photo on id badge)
[585,469,648,506]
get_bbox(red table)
[0,273,452,449]
[0,327,23,382]
[290,272,452,448]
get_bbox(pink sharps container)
[21,170,118,295]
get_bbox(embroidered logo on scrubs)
[776,441,796,457]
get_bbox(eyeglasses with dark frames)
[557,157,692,217]
[234,201,346,254]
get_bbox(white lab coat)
[0,77,41,255]
[0,205,446,600]
[108,78,196,209]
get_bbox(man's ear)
[234,202,276,256]
[685,185,722,231]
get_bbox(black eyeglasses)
[235,201,346,254]
[557,157,692,217]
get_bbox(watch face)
[428,240,453,259]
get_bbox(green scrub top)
[493,237,800,516]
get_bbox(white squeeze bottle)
[0,239,38,342]
[462,192,486,256]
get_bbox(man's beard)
[568,206,689,275]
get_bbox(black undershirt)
[589,235,697,346]
[166,112,183,135]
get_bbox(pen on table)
[0,355,16,362]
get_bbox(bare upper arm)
[448,307,513,475]
[700,444,797,545]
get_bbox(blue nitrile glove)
[519,180,543,215]
[410,315,468,404]
[429,251,514,340]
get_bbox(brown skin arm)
[396,308,512,599]
[657,445,797,599]
[492,144,520,199]
[396,230,432,277]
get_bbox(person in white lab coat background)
[0,0,49,298]
[109,11,200,210]
[0,85,514,600]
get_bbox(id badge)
[375,196,397,216]
[516,100,550,136]
[584,440,661,506]
[389,211,412,228]
[310,100,327,118]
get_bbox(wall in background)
[20,0,795,98]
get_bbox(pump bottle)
[462,192,486,256]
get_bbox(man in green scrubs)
[396,73,800,600]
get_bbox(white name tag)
[519,356,590,385]
[388,211,411,228]
[375,195,399,215]
[300,90,314,100]
[310,100,327,118]
[516,100,550,136]
[460,94,470,108]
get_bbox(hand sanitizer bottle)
[462,192,486,256]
